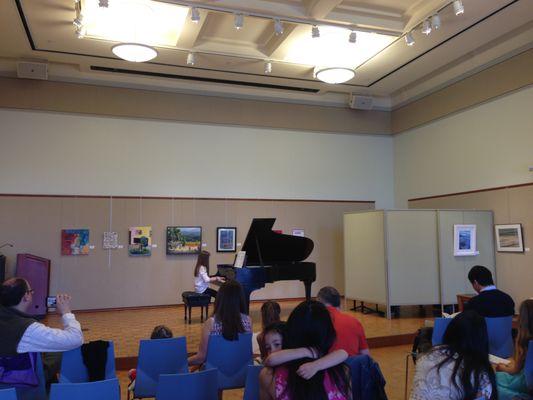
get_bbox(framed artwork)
[495,224,524,253]
[292,229,305,237]
[61,229,90,255]
[453,224,477,256]
[167,226,202,255]
[103,231,118,249]
[217,227,237,252]
[129,226,152,256]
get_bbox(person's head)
[316,286,341,308]
[263,322,285,356]
[438,310,496,400]
[194,250,210,276]
[515,299,533,368]
[0,278,33,312]
[260,301,281,329]
[150,325,173,339]
[467,265,494,293]
[212,280,246,341]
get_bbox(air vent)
[91,66,319,93]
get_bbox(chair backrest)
[243,365,262,400]
[59,341,116,383]
[524,340,533,391]
[0,353,47,400]
[134,337,188,398]
[432,318,452,346]
[0,388,17,400]
[156,369,218,400]
[49,378,120,400]
[485,316,514,359]
[205,333,253,390]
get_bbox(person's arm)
[496,358,520,374]
[259,367,276,400]
[296,349,349,380]
[263,347,315,367]
[199,267,222,283]
[188,319,212,366]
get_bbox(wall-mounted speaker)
[17,61,48,80]
[349,95,373,110]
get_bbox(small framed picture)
[217,227,237,252]
[453,224,477,256]
[495,224,524,253]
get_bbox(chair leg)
[188,305,192,325]
[201,306,204,323]
[184,304,187,321]
[205,304,209,320]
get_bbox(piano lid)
[241,218,314,265]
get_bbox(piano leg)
[242,286,254,315]
[303,280,313,302]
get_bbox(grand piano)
[216,218,316,312]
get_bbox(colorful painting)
[167,226,202,255]
[217,227,237,252]
[129,226,152,256]
[495,224,524,253]
[61,229,90,255]
[453,224,477,256]
[103,231,118,249]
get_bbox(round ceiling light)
[111,43,158,62]
[314,66,355,84]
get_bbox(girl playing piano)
[194,250,223,300]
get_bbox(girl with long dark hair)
[496,299,533,399]
[193,250,223,300]
[188,280,252,366]
[259,300,351,400]
[410,310,497,400]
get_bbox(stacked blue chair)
[524,341,533,393]
[59,341,116,383]
[205,333,253,390]
[485,316,514,358]
[132,337,188,399]
[243,364,262,400]
[50,378,120,400]
[431,318,452,346]
[0,388,17,400]
[0,353,46,400]
[156,369,218,400]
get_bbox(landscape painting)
[495,224,524,252]
[61,229,90,255]
[167,226,202,255]
[129,226,152,256]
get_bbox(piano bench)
[181,291,211,324]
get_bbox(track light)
[73,17,83,29]
[274,18,283,35]
[421,19,431,35]
[431,14,441,30]
[191,7,200,23]
[348,30,357,43]
[405,32,415,46]
[187,52,195,66]
[98,0,108,7]
[453,0,464,15]
[75,28,85,39]
[311,25,320,38]
[264,61,272,74]
[234,13,244,30]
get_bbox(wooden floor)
[44,300,426,400]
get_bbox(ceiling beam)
[176,8,210,49]
[303,0,344,19]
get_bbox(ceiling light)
[112,43,158,62]
[348,31,357,43]
[73,17,83,29]
[234,13,244,30]
[264,61,272,74]
[453,0,464,15]
[76,28,85,39]
[191,7,200,23]
[405,32,415,46]
[311,25,320,38]
[431,14,441,30]
[187,52,196,66]
[421,19,431,35]
[314,67,354,84]
[274,18,283,35]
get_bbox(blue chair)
[0,388,17,400]
[205,333,253,390]
[0,353,46,400]
[432,318,452,346]
[50,378,120,400]
[156,369,218,400]
[59,341,116,383]
[524,340,533,392]
[243,364,262,400]
[485,316,514,358]
[133,337,188,399]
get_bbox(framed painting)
[495,224,524,253]
[167,226,202,255]
[61,229,90,255]
[217,227,237,252]
[129,226,152,256]
[453,224,477,256]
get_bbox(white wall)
[394,86,533,207]
[0,108,395,208]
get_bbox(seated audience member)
[495,299,533,400]
[465,265,515,317]
[260,300,351,400]
[262,322,285,357]
[257,301,282,359]
[410,310,496,400]
[317,286,369,356]
[188,280,252,366]
[0,277,83,356]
